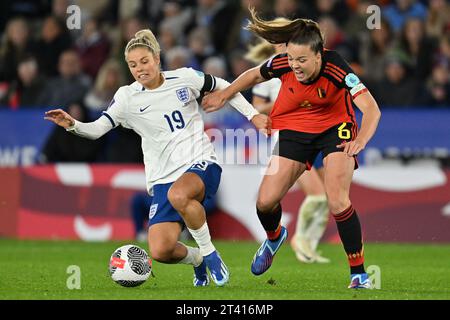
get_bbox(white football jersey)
[252,78,281,102]
[104,67,218,192]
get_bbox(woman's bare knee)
[326,193,351,214]
[167,187,189,211]
[150,244,176,263]
[256,194,278,213]
[148,222,181,263]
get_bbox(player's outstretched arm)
[202,66,266,113]
[209,76,272,135]
[44,108,113,140]
[44,109,75,129]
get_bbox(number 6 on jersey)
[338,122,351,139]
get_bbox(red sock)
[333,205,365,274]
[267,224,281,241]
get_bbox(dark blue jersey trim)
[102,112,116,128]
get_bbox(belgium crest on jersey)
[176,87,190,103]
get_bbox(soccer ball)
[109,244,152,287]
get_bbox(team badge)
[300,100,312,108]
[190,161,208,171]
[149,204,158,219]
[176,87,190,103]
[345,73,360,88]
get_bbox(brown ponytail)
[246,7,324,54]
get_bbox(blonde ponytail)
[245,40,275,64]
[124,29,161,57]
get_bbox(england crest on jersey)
[176,88,190,103]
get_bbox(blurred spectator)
[423,64,450,106]
[309,0,350,27]
[395,17,436,79]
[273,0,312,19]
[360,19,395,82]
[158,19,182,52]
[344,0,373,39]
[382,0,427,32]
[110,17,145,84]
[425,0,450,39]
[53,0,85,41]
[0,55,46,108]
[35,15,73,77]
[51,0,70,21]
[40,101,105,163]
[139,0,166,29]
[115,0,142,21]
[187,27,215,68]
[0,17,37,82]
[164,46,196,70]
[76,0,111,21]
[202,56,227,78]
[372,54,423,107]
[159,1,194,46]
[0,1,51,32]
[40,49,91,107]
[84,59,126,113]
[228,49,253,102]
[193,0,241,54]
[319,16,359,65]
[75,18,111,80]
[435,33,450,71]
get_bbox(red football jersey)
[260,49,367,134]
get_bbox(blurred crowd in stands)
[0,0,449,163]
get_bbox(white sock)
[188,222,216,256]
[305,195,329,251]
[178,243,203,267]
[295,194,328,245]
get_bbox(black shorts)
[274,122,358,170]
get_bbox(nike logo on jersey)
[140,105,151,112]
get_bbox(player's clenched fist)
[44,109,75,129]
[251,113,272,136]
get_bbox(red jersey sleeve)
[323,50,368,100]
[259,53,291,80]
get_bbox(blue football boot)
[203,251,229,286]
[348,273,373,289]
[251,226,288,275]
[193,260,210,287]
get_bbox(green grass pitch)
[1,239,449,300]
